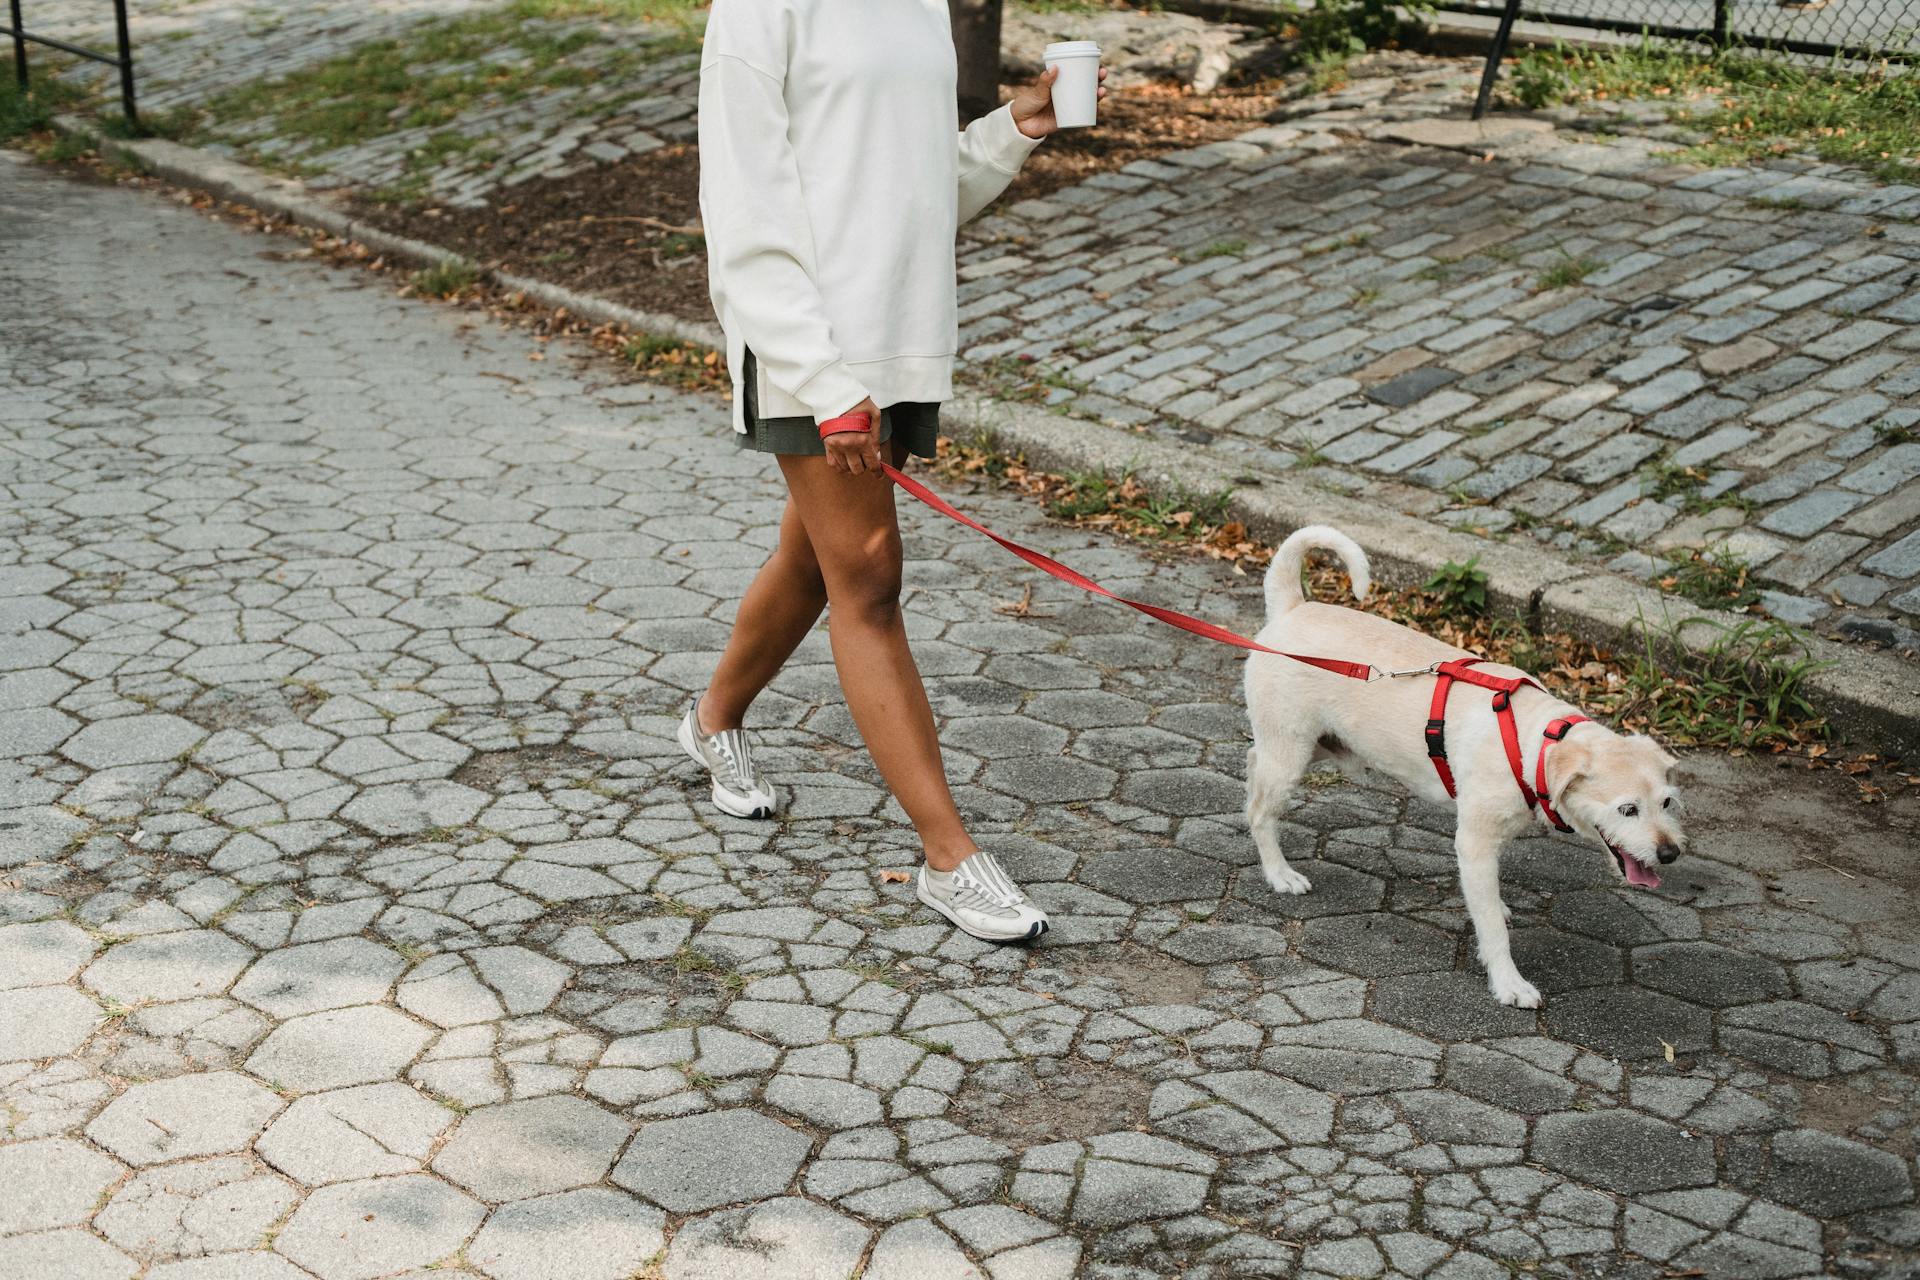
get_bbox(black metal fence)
[4,0,138,126]
[1450,0,1919,62]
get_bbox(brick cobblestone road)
[5,155,1920,1279]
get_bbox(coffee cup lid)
[1043,40,1100,57]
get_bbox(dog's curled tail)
[1265,525,1371,616]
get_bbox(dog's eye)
[1662,797,1673,810]
[1618,803,1639,818]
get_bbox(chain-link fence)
[1435,0,1918,60]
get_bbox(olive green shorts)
[735,349,940,459]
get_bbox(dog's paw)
[1491,975,1543,1009]
[1501,902,1513,924]
[1264,866,1312,895]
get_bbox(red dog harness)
[1424,658,1589,833]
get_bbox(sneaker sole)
[677,714,775,820]
[917,883,1049,943]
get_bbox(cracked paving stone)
[1534,1110,1717,1193]
[0,984,101,1062]
[0,1137,126,1234]
[257,1082,455,1184]
[663,1197,869,1280]
[434,1095,631,1201]
[275,1174,485,1280]
[232,938,406,1018]
[82,929,254,1005]
[0,921,97,988]
[96,1155,299,1260]
[246,1004,434,1091]
[85,1071,285,1166]
[0,1229,137,1280]
[611,1109,810,1212]
[468,1187,666,1280]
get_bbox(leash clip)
[1376,661,1441,680]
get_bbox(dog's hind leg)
[1246,739,1313,895]
[1456,806,1540,1008]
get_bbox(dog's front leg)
[1455,809,1541,1008]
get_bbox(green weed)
[1619,613,1828,750]
[411,258,480,298]
[1424,556,1490,620]
[1537,252,1602,290]
[1656,544,1760,611]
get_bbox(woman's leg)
[777,442,975,871]
[700,496,828,733]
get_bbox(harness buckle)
[1423,718,1447,758]
[1490,690,1511,713]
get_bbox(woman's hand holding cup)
[1012,61,1108,139]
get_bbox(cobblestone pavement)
[6,155,1920,1280]
[962,62,1920,649]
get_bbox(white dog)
[1244,527,1688,1008]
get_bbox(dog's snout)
[1656,840,1682,865]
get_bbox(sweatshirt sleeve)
[698,8,868,423]
[957,103,1044,225]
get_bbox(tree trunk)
[950,0,1004,124]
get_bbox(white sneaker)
[918,850,1050,942]
[678,700,777,819]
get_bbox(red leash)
[879,462,1375,683]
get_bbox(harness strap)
[1534,715,1591,834]
[1424,658,1487,799]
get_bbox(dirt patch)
[954,1057,1154,1147]
[357,80,1284,323]
[451,743,608,791]
[1055,941,1210,1007]
[177,683,328,732]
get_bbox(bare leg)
[775,442,975,871]
[701,496,827,733]
[1456,804,1539,1007]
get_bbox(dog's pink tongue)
[1623,858,1662,889]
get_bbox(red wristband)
[818,410,873,440]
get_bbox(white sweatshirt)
[698,0,1043,430]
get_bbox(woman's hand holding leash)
[819,399,884,476]
[1010,65,1109,140]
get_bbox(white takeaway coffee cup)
[1044,40,1100,128]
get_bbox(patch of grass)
[1873,420,1917,446]
[1642,458,1752,516]
[1536,252,1602,290]
[1619,613,1828,750]
[411,258,480,298]
[0,77,82,141]
[195,1,699,175]
[1508,38,1920,184]
[1195,239,1249,259]
[34,131,94,164]
[1656,544,1761,611]
[1423,556,1490,621]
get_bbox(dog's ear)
[1543,733,1595,807]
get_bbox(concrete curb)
[45,114,1919,759]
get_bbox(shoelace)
[706,727,760,793]
[951,852,1029,913]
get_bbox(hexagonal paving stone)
[258,1083,456,1185]
[276,1174,485,1280]
[1533,1110,1716,1193]
[1741,1128,1914,1217]
[83,929,253,1004]
[1119,767,1245,818]
[1542,987,1712,1061]
[1296,912,1458,977]
[1231,861,1386,919]
[469,1188,667,1280]
[662,1197,869,1280]
[612,1109,809,1213]
[1369,972,1540,1041]
[1632,940,1790,1007]
[62,713,205,768]
[97,1155,299,1259]
[0,985,101,1062]
[0,1228,136,1280]
[434,1096,631,1202]
[246,1005,434,1091]
[86,1071,284,1166]
[338,780,489,836]
[0,1137,126,1233]
[0,920,97,989]
[1078,848,1230,905]
[232,938,405,1018]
